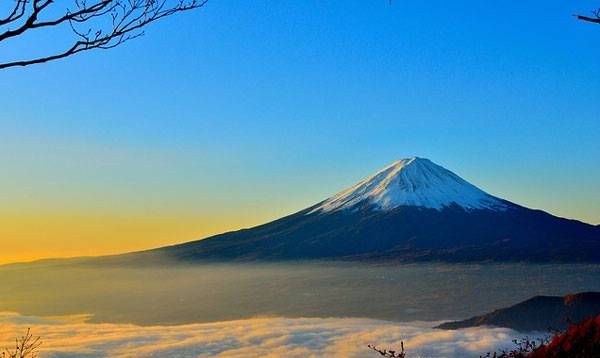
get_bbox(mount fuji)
[136,157,600,263]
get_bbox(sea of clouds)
[0,312,523,358]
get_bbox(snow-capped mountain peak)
[310,157,508,213]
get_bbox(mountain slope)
[436,292,600,332]
[140,157,600,263]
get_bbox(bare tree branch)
[0,0,207,69]
[368,342,406,358]
[0,0,55,42]
[575,8,600,24]
[2,328,41,358]
[0,0,28,26]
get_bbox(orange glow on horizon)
[0,210,266,265]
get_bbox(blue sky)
[0,0,599,261]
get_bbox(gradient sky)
[1,0,599,264]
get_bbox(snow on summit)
[311,157,508,213]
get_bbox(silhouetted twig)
[575,7,600,24]
[368,341,406,357]
[0,0,207,69]
[2,328,41,358]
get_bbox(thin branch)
[32,0,115,28]
[575,8,600,24]
[0,0,54,42]
[575,14,600,24]
[2,328,41,358]
[368,342,406,358]
[0,0,116,42]
[0,0,208,69]
[0,0,28,26]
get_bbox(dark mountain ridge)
[103,157,600,263]
[436,292,600,332]
[145,202,600,263]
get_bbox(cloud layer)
[0,312,521,358]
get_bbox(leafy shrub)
[371,314,600,358]
[526,314,600,358]
[481,314,600,358]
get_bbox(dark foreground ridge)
[436,292,600,332]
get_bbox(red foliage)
[527,314,600,358]
[381,314,600,358]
